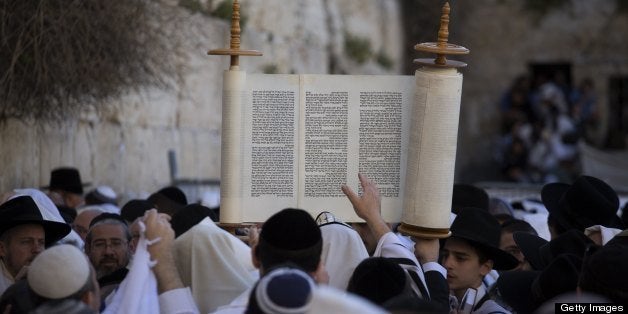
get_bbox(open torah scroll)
[220,72,415,223]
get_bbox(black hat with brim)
[0,196,71,246]
[451,184,489,214]
[513,232,549,271]
[171,204,218,238]
[41,167,90,195]
[450,208,519,270]
[496,270,539,313]
[496,253,583,313]
[542,176,624,231]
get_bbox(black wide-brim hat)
[451,184,489,214]
[513,232,548,271]
[449,207,519,270]
[515,229,593,271]
[147,186,187,216]
[496,253,583,313]
[542,175,624,231]
[0,196,71,246]
[495,270,539,314]
[41,167,90,195]
[171,204,218,238]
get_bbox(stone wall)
[1,0,626,200]
[0,0,405,200]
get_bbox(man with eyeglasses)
[84,213,134,302]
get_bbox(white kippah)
[255,267,315,314]
[27,244,91,299]
[96,185,117,200]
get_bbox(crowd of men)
[0,167,627,313]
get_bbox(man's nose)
[33,243,44,254]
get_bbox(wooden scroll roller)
[208,0,262,69]
[413,2,469,68]
[208,0,261,235]
[397,1,469,239]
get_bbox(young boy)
[441,208,518,313]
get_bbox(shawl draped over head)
[13,188,84,249]
[248,266,386,314]
[308,285,387,314]
[320,222,369,290]
[174,218,258,313]
[102,220,159,314]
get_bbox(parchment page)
[240,74,300,222]
[298,75,414,222]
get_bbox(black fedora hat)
[449,207,519,270]
[495,269,539,313]
[0,196,71,246]
[147,186,187,216]
[120,199,154,223]
[531,253,583,304]
[41,167,90,195]
[496,253,583,313]
[171,204,218,238]
[542,175,624,231]
[513,232,548,271]
[515,230,593,271]
[451,184,489,214]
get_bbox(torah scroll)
[398,66,463,238]
[220,69,247,223]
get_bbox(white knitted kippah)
[96,185,117,200]
[27,244,91,299]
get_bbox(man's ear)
[479,259,494,277]
[81,290,97,311]
[251,243,261,269]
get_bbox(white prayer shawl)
[174,218,257,313]
[519,211,552,241]
[103,221,159,314]
[12,188,84,249]
[584,225,623,245]
[308,285,387,314]
[319,223,369,290]
[470,284,511,314]
[373,232,429,298]
[212,283,387,314]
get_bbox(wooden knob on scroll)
[230,0,241,51]
[208,0,262,68]
[435,2,450,65]
[414,1,469,68]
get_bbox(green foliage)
[212,0,247,29]
[261,63,279,74]
[376,51,394,70]
[0,0,176,123]
[178,0,209,16]
[344,33,372,64]
[212,0,233,20]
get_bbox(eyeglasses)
[91,239,127,251]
